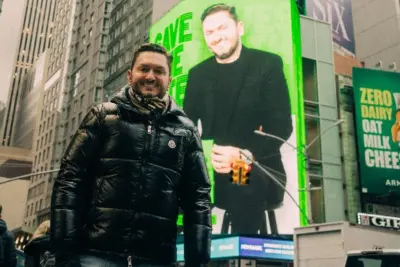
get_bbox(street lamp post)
[253,119,344,225]
[0,169,60,185]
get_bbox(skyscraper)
[0,102,5,130]
[25,0,112,228]
[103,0,180,97]
[1,0,55,147]
[24,0,179,228]
[104,0,153,96]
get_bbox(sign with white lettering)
[176,237,294,261]
[358,213,400,230]
[239,237,294,260]
[306,0,355,55]
[353,68,400,196]
[177,237,239,261]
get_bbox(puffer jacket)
[0,219,17,267]
[51,87,212,266]
[24,235,54,267]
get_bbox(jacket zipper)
[145,122,152,154]
[141,121,153,164]
[127,255,132,267]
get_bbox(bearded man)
[50,43,212,267]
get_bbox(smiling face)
[202,10,244,63]
[127,51,171,98]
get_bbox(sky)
[0,0,25,104]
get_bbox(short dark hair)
[130,43,173,73]
[0,204,2,215]
[201,3,239,22]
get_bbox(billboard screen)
[306,0,355,55]
[150,0,307,235]
[176,236,294,261]
[353,68,400,196]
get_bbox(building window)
[95,87,102,102]
[101,35,107,48]
[134,24,139,36]
[103,18,109,31]
[305,114,322,161]
[118,57,123,68]
[97,70,104,84]
[303,58,318,102]
[308,161,324,223]
[105,2,110,14]
[80,94,85,107]
[72,118,76,131]
[99,52,106,64]
[145,14,152,29]
[136,4,143,17]
[125,51,131,63]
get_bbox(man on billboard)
[183,3,293,234]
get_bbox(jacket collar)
[111,86,186,118]
[0,219,7,235]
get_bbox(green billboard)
[353,67,400,196]
[150,0,307,234]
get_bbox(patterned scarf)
[128,87,169,116]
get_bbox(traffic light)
[230,159,251,185]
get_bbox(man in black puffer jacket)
[50,43,211,267]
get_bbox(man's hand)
[211,145,241,173]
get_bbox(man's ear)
[166,76,172,91]
[238,21,245,37]
[127,70,132,84]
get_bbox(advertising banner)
[150,0,307,235]
[353,68,400,196]
[306,0,355,55]
[358,213,400,230]
[177,237,294,261]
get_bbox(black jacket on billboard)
[50,87,212,265]
[184,46,293,213]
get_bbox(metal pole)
[253,119,344,224]
[306,119,344,150]
[0,169,60,185]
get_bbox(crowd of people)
[1,204,54,267]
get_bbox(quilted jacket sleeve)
[179,128,212,266]
[50,105,103,252]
